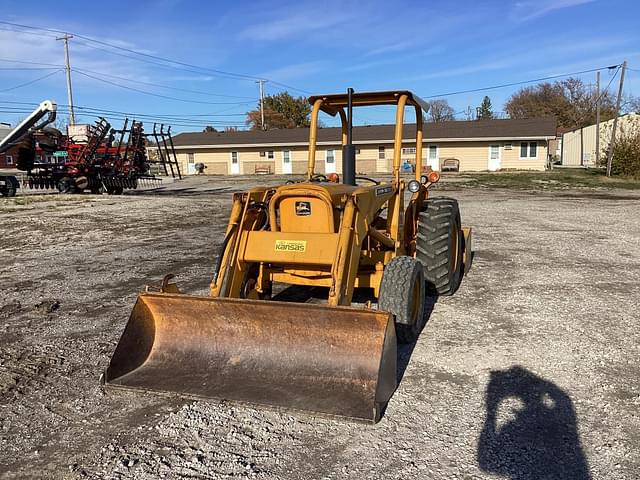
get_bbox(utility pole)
[56,33,76,125]
[257,79,266,131]
[606,60,627,177]
[595,70,600,167]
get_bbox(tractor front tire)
[417,197,463,296]
[379,256,426,344]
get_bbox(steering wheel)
[311,174,328,182]
[355,176,380,185]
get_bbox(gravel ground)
[1,175,638,479]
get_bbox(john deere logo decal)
[295,201,311,216]
[275,240,307,252]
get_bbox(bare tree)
[426,99,455,122]
[622,93,640,114]
[505,78,616,129]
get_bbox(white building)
[561,113,640,167]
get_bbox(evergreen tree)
[477,96,494,120]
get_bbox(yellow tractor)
[104,89,472,423]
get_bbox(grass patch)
[450,168,640,190]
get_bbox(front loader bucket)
[104,293,397,423]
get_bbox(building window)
[520,143,527,158]
[428,145,438,160]
[520,142,538,158]
[231,151,238,164]
[402,147,416,155]
[490,145,500,160]
[283,150,290,163]
[267,150,274,159]
[6,155,12,165]
[378,146,385,159]
[326,149,335,163]
[187,152,195,163]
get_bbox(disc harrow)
[7,111,180,195]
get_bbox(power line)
[264,80,312,95]
[0,25,58,38]
[72,38,309,94]
[73,69,255,105]
[0,102,247,127]
[0,57,64,67]
[72,67,255,100]
[596,65,620,103]
[0,20,257,81]
[263,80,312,96]
[0,20,311,94]
[0,67,60,71]
[0,69,62,93]
[71,39,242,81]
[0,107,246,128]
[422,65,622,99]
[0,100,247,118]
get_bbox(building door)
[282,150,292,174]
[325,149,336,174]
[230,151,240,175]
[187,152,196,174]
[427,145,439,171]
[488,144,501,171]
[376,146,387,173]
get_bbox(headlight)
[407,179,421,193]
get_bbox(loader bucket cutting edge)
[104,293,397,423]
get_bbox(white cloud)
[238,11,351,41]
[404,61,509,82]
[258,61,326,82]
[513,0,596,21]
[365,41,415,57]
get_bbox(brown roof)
[172,117,557,147]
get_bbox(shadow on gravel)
[478,366,590,480]
[126,186,232,197]
[396,295,438,384]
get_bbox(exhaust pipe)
[342,87,356,186]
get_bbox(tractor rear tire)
[379,256,426,344]
[416,197,463,296]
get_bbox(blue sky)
[0,0,638,132]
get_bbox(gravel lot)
[1,175,638,479]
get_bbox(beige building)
[561,113,639,167]
[171,118,557,175]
